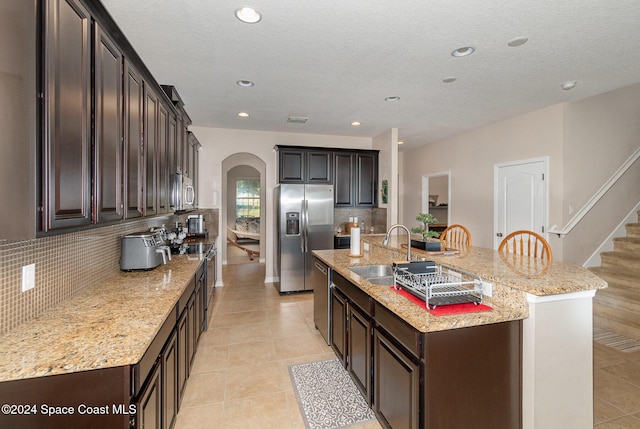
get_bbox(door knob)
[497,232,503,237]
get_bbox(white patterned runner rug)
[288,358,377,429]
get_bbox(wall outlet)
[481,281,493,297]
[21,263,35,292]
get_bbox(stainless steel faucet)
[382,224,412,262]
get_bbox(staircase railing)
[549,146,640,237]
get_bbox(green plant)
[410,212,440,240]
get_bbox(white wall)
[373,128,398,227]
[401,105,564,256]
[400,82,640,264]
[192,126,371,280]
[560,83,640,263]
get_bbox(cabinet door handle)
[496,232,503,237]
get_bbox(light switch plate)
[21,263,35,292]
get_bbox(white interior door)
[494,158,548,249]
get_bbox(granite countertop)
[365,235,607,296]
[313,236,607,334]
[0,253,206,383]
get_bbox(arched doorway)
[221,153,266,265]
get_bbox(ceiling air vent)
[287,116,308,124]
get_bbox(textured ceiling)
[101,0,640,150]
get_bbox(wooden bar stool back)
[439,224,472,248]
[498,230,552,262]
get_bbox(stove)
[170,242,210,255]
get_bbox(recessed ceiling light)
[235,7,261,24]
[507,37,528,47]
[561,81,577,90]
[397,141,404,145]
[385,96,400,102]
[237,112,250,117]
[237,80,254,87]
[442,76,457,83]
[451,46,475,57]
[351,121,361,126]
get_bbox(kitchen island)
[313,235,606,429]
[0,243,213,429]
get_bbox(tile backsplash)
[334,207,387,234]
[0,209,219,336]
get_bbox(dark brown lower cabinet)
[330,287,347,365]
[423,321,522,429]
[329,274,523,429]
[374,329,421,429]
[0,366,129,429]
[347,303,372,404]
[162,330,178,429]
[133,363,162,429]
[177,299,190,403]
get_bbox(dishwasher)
[312,258,331,345]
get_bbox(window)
[236,179,260,219]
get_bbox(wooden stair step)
[613,236,640,253]
[593,303,640,341]
[627,223,640,238]
[600,251,640,275]
[590,266,640,290]
[594,287,640,313]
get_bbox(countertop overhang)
[312,235,606,334]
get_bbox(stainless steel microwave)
[172,173,195,211]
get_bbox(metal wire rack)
[393,262,484,309]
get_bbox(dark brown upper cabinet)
[123,60,145,220]
[333,152,355,207]
[276,146,333,184]
[1,0,196,238]
[42,0,92,231]
[94,23,124,223]
[276,145,378,207]
[355,152,378,206]
[144,87,158,217]
[334,151,378,207]
[157,103,170,214]
[278,148,305,183]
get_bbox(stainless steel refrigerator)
[275,184,334,293]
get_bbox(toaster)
[120,230,171,271]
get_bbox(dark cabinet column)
[157,103,169,214]
[307,150,332,183]
[144,88,158,216]
[133,363,162,429]
[279,149,305,183]
[347,303,372,404]
[43,0,92,231]
[94,24,124,223]
[355,153,378,206]
[334,152,355,206]
[177,304,189,405]
[162,330,178,429]
[330,287,347,365]
[123,60,144,219]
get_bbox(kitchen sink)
[367,276,395,286]
[349,265,395,286]
[349,264,393,278]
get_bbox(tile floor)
[174,262,382,429]
[174,262,640,429]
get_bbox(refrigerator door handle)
[303,199,309,252]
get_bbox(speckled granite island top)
[0,254,205,383]
[313,237,606,334]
